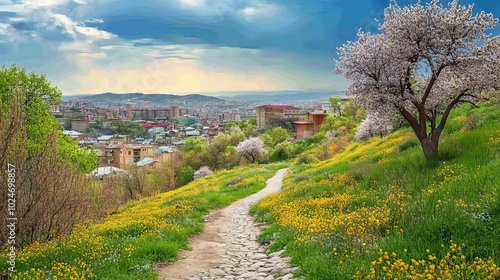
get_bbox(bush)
[295,153,318,164]
[178,166,194,186]
[194,166,213,180]
[270,141,295,161]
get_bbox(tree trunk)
[419,137,439,161]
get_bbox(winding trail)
[157,168,298,280]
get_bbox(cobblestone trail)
[158,168,300,280]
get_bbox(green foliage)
[0,64,62,154]
[262,127,290,147]
[112,121,147,137]
[178,166,194,186]
[242,124,258,138]
[320,99,365,138]
[270,141,295,162]
[202,132,246,170]
[176,118,196,127]
[183,137,206,153]
[398,137,419,152]
[267,118,294,133]
[295,152,318,164]
[328,96,343,117]
[224,122,238,130]
[223,145,240,169]
[0,65,98,174]
[249,117,257,126]
[58,133,98,173]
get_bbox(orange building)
[293,110,328,140]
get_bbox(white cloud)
[177,0,280,21]
[77,52,106,58]
[58,41,92,52]
[85,18,103,24]
[53,13,115,40]
[75,25,115,40]
[17,0,85,10]
[180,0,205,7]
[240,3,278,18]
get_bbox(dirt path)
[157,168,298,280]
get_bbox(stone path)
[158,168,299,280]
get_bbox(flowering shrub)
[194,166,213,180]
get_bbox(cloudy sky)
[1,0,499,95]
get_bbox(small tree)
[328,96,344,117]
[235,137,268,164]
[335,0,500,160]
[355,113,394,140]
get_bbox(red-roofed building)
[256,105,302,130]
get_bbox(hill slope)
[0,164,287,279]
[252,104,500,279]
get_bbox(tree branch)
[399,107,422,138]
[422,64,446,103]
[437,89,469,132]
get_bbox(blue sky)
[1,0,499,95]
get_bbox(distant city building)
[256,105,301,130]
[71,119,89,132]
[172,106,180,118]
[106,144,157,168]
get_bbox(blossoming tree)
[236,137,268,163]
[355,113,394,140]
[335,0,500,160]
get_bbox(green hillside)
[2,103,499,280]
[251,104,500,279]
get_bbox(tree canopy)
[0,65,61,153]
[335,0,500,159]
[0,64,97,173]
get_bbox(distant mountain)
[62,90,344,104]
[212,90,344,103]
[62,92,224,104]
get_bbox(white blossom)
[355,113,394,140]
[235,137,268,163]
[194,166,213,180]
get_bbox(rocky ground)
[158,168,301,280]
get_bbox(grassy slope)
[0,163,287,279]
[252,104,500,279]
